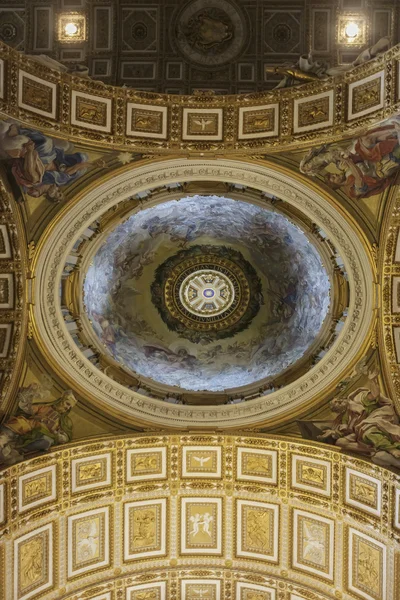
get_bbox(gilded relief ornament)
[151,245,262,343]
[20,537,44,590]
[175,0,246,66]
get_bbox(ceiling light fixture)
[57,13,86,43]
[337,14,367,47]
[344,22,359,39]
[64,22,78,37]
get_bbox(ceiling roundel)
[153,244,258,333]
[32,158,375,428]
[178,267,238,318]
[175,0,247,66]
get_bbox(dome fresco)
[83,196,331,392]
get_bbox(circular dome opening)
[82,195,331,393]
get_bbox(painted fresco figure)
[0,120,104,201]
[317,369,400,468]
[0,384,77,465]
[300,119,400,199]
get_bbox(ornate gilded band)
[0,41,400,154]
[0,433,399,600]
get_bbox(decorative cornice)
[31,158,375,429]
[0,41,399,154]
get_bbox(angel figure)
[0,380,77,465]
[201,512,213,537]
[189,513,203,537]
[76,520,99,562]
[302,522,326,563]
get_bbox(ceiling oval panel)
[31,158,375,429]
[82,196,331,392]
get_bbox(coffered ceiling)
[2,0,399,93]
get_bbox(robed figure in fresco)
[315,369,400,468]
[300,119,400,200]
[0,120,105,202]
[0,382,77,465]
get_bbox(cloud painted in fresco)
[83,196,330,392]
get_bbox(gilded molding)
[0,171,27,416]
[0,41,399,154]
[0,433,398,600]
[31,158,375,429]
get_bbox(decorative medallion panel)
[18,70,57,119]
[237,447,278,484]
[238,105,279,140]
[0,225,11,259]
[345,468,382,517]
[18,465,57,513]
[0,323,12,358]
[67,506,110,578]
[126,582,166,600]
[126,447,167,482]
[181,579,221,600]
[291,455,331,497]
[126,103,167,139]
[71,90,112,133]
[14,522,54,600]
[182,108,223,141]
[347,527,386,600]
[392,276,400,313]
[71,452,112,493]
[124,498,167,561]
[236,582,276,600]
[181,497,222,555]
[182,446,222,478]
[348,71,384,121]
[0,274,13,309]
[293,90,334,133]
[292,509,334,581]
[236,499,279,562]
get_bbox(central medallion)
[151,245,262,343]
[180,269,235,317]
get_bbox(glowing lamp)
[344,22,359,39]
[64,22,78,36]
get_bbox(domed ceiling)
[83,196,330,392]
